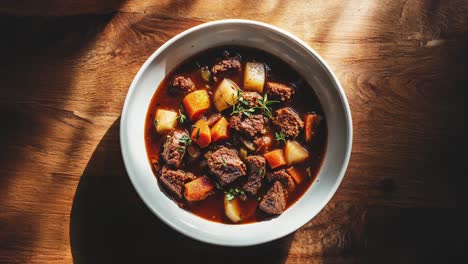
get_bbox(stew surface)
[145,46,327,224]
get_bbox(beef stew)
[145,46,327,224]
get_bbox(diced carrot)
[182,90,210,121]
[210,117,229,142]
[263,149,287,169]
[184,176,216,202]
[304,113,321,142]
[286,167,304,184]
[191,119,211,148]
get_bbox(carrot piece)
[182,90,210,121]
[263,149,287,169]
[191,119,211,148]
[184,176,216,202]
[210,117,229,142]
[304,113,321,142]
[286,167,304,184]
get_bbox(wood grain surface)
[1,0,467,263]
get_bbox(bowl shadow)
[70,118,293,264]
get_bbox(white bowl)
[120,19,352,246]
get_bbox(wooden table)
[1,1,466,263]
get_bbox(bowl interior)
[120,20,352,246]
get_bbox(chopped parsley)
[178,134,192,153]
[274,132,287,144]
[221,157,227,167]
[154,119,158,126]
[225,188,245,201]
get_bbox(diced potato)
[286,167,304,184]
[183,90,211,121]
[284,141,309,166]
[154,109,178,134]
[191,119,211,148]
[213,78,239,111]
[210,117,229,142]
[224,195,242,223]
[264,149,287,169]
[244,62,265,93]
[184,176,216,202]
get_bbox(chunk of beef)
[266,169,295,193]
[160,165,195,199]
[171,76,196,94]
[230,113,268,138]
[266,82,295,102]
[211,59,241,76]
[205,113,222,127]
[273,107,304,138]
[242,156,266,195]
[259,181,287,215]
[242,92,262,107]
[207,147,246,186]
[162,130,189,168]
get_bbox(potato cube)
[284,141,309,166]
[213,78,239,111]
[154,109,178,134]
[224,195,242,223]
[244,62,265,93]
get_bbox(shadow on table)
[70,118,293,264]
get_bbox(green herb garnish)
[257,196,263,201]
[274,132,287,144]
[225,188,245,201]
[177,106,186,124]
[178,135,192,153]
[257,93,279,118]
[221,157,227,167]
[231,91,278,118]
[231,91,255,117]
[154,119,158,126]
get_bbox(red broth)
[145,46,327,224]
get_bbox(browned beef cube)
[161,130,189,169]
[211,59,241,75]
[273,107,304,139]
[230,113,268,138]
[242,156,266,195]
[266,169,295,193]
[266,82,295,102]
[259,181,287,215]
[160,165,195,199]
[171,76,196,94]
[207,147,246,186]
